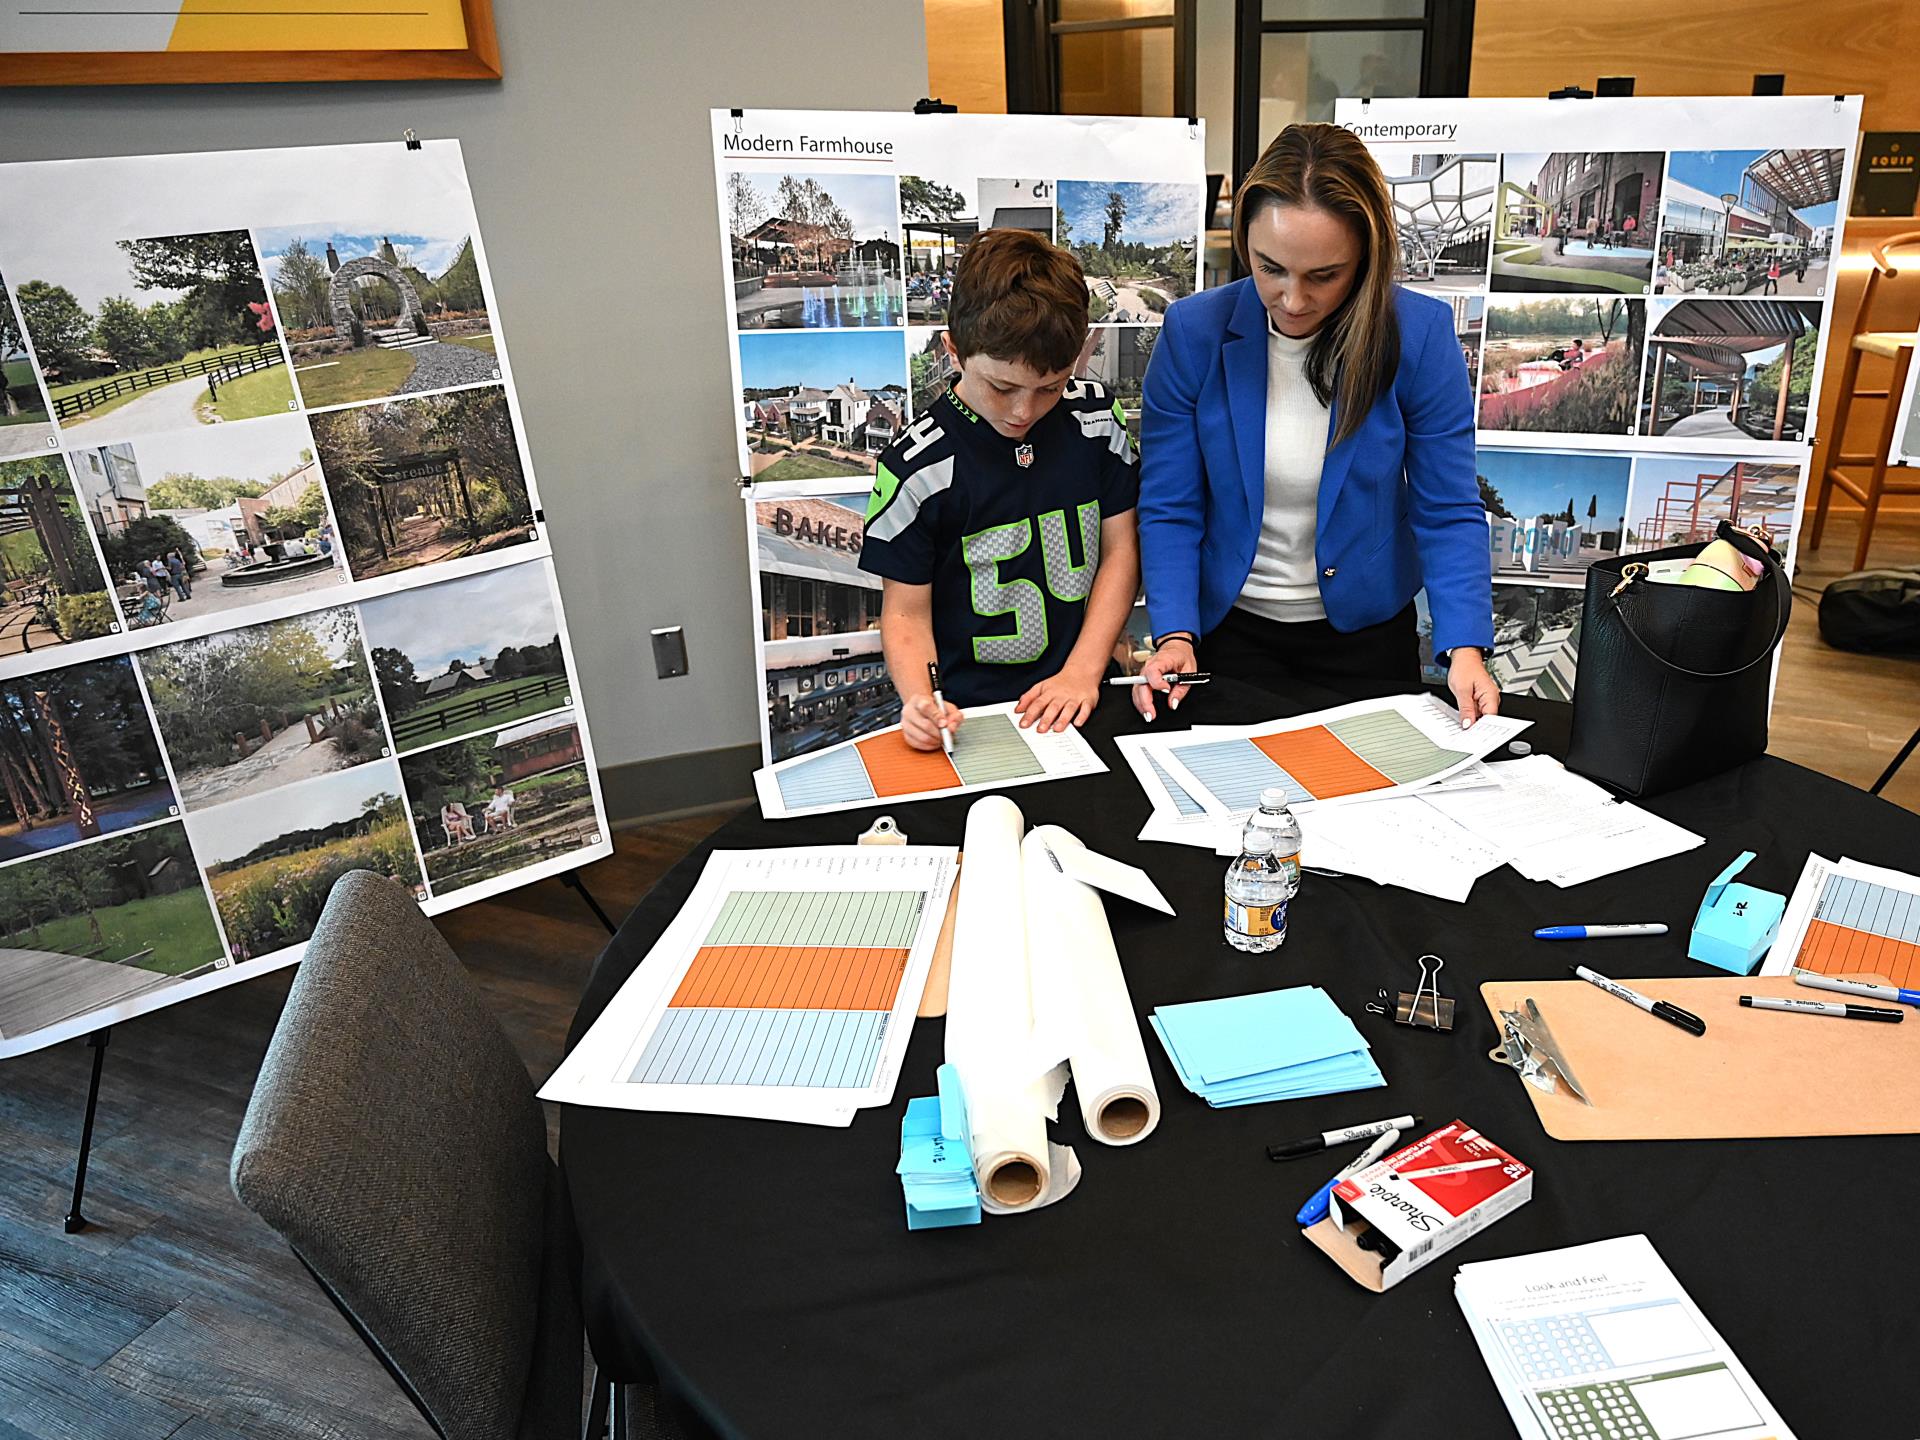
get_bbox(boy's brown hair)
[947,229,1089,373]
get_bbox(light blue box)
[1688,851,1785,976]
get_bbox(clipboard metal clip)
[1490,998,1592,1105]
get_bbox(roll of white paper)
[1022,826,1161,1146]
[944,796,1079,1213]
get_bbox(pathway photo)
[138,605,388,811]
[1416,583,1584,700]
[1625,456,1801,554]
[0,822,223,1049]
[0,274,55,460]
[1057,180,1200,324]
[361,560,571,753]
[400,710,598,898]
[725,170,904,329]
[0,655,176,862]
[261,225,496,409]
[0,455,117,658]
[308,384,536,579]
[900,174,979,325]
[739,330,909,480]
[1493,152,1662,294]
[1478,448,1630,585]
[190,759,426,960]
[1658,149,1843,298]
[1479,297,1646,436]
[83,415,346,632]
[1639,299,1821,441]
[1387,154,1496,294]
[12,229,292,442]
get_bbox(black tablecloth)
[561,682,1920,1440]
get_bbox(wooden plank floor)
[0,813,732,1440]
[0,515,1913,1439]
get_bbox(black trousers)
[1201,602,1421,702]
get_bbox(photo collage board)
[1339,95,1861,700]
[710,109,1206,764]
[0,140,610,1059]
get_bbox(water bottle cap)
[1258,787,1292,812]
[1240,829,1275,853]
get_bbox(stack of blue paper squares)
[896,1063,981,1229]
[1149,986,1385,1107]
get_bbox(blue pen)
[1534,923,1668,940]
[1793,969,1920,1008]
[1295,1127,1400,1228]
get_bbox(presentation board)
[714,109,1204,765]
[1336,95,1860,700]
[0,140,610,1059]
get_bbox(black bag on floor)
[1818,568,1920,656]
[1566,522,1790,797]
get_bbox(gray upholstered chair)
[230,869,585,1440]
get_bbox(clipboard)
[1480,973,1920,1141]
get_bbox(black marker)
[1267,1114,1421,1162]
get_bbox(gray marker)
[1741,994,1904,1023]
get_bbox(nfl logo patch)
[1015,443,1035,468]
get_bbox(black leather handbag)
[1566,522,1790,797]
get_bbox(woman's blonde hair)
[1232,123,1401,447]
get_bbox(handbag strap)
[1607,540,1791,680]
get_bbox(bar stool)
[1810,229,1920,571]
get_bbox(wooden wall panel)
[925,0,1007,113]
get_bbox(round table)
[561,682,1920,1439]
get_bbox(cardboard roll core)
[1097,1094,1152,1139]
[984,1158,1042,1206]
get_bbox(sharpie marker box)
[1302,1121,1531,1292]
[1687,850,1784,976]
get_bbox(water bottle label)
[1225,897,1287,937]
[1275,852,1300,887]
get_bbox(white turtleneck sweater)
[1235,323,1331,623]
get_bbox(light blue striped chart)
[775,746,876,810]
[1148,755,1205,817]
[1168,738,1312,812]
[629,1008,889,1088]
[1817,875,1920,944]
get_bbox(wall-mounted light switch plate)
[651,626,689,679]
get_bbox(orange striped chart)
[627,889,925,1087]
[759,703,1104,818]
[1167,709,1463,811]
[1793,875,1920,989]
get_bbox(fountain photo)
[726,170,905,330]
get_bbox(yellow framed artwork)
[0,0,500,85]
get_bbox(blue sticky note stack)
[1149,986,1385,1107]
[896,1063,981,1229]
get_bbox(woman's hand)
[1131,638,1198,722]
[1446,647,1501,726]
[901,694,962,751]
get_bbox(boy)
[860,229,1139,751]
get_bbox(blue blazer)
[1138,278,1494,658]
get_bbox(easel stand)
[64,1026,110,1233]
[561,871,618,937]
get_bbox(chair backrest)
[1855,229,1920,336]
[231,870,580,1440]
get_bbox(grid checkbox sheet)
[539,846,958,1126]
[1762,852,1920,989]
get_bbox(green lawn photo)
[2,358,48,427]
[201,360,298,422]
[0,824,224,976]
[288,347,417,409]
[754,448,870,481]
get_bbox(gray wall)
[0,1,930,817]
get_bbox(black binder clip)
[914,97,957,115]
[1394,954,1455,1032]
[403,128,421,151]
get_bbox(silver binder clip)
[1394,954,1454,1031]
[403,128,420,151]
[1490,998,1592,1105]
[858,814,907,846]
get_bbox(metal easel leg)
[561,870,618,937]
[64,1026,111,1234]
[1871,721,1920,797]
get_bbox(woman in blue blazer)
[1133,124,1498,724]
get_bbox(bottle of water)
[1224,788,1301,953]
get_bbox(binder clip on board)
[1490,998,1592,1105]
[1394,954,1454,1030]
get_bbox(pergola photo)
[1745,148,1844,219]
[1388,155,1496,292]
[1641,300,1820,441]
[1627,459,1800,552]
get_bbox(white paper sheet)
[1758,852,1920,979]
[1295,797,1507,903]
[754,701,1107,819]
[538,846,957,1126]
[1421,755,1703,887]
[1455,1235,1794,1440]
